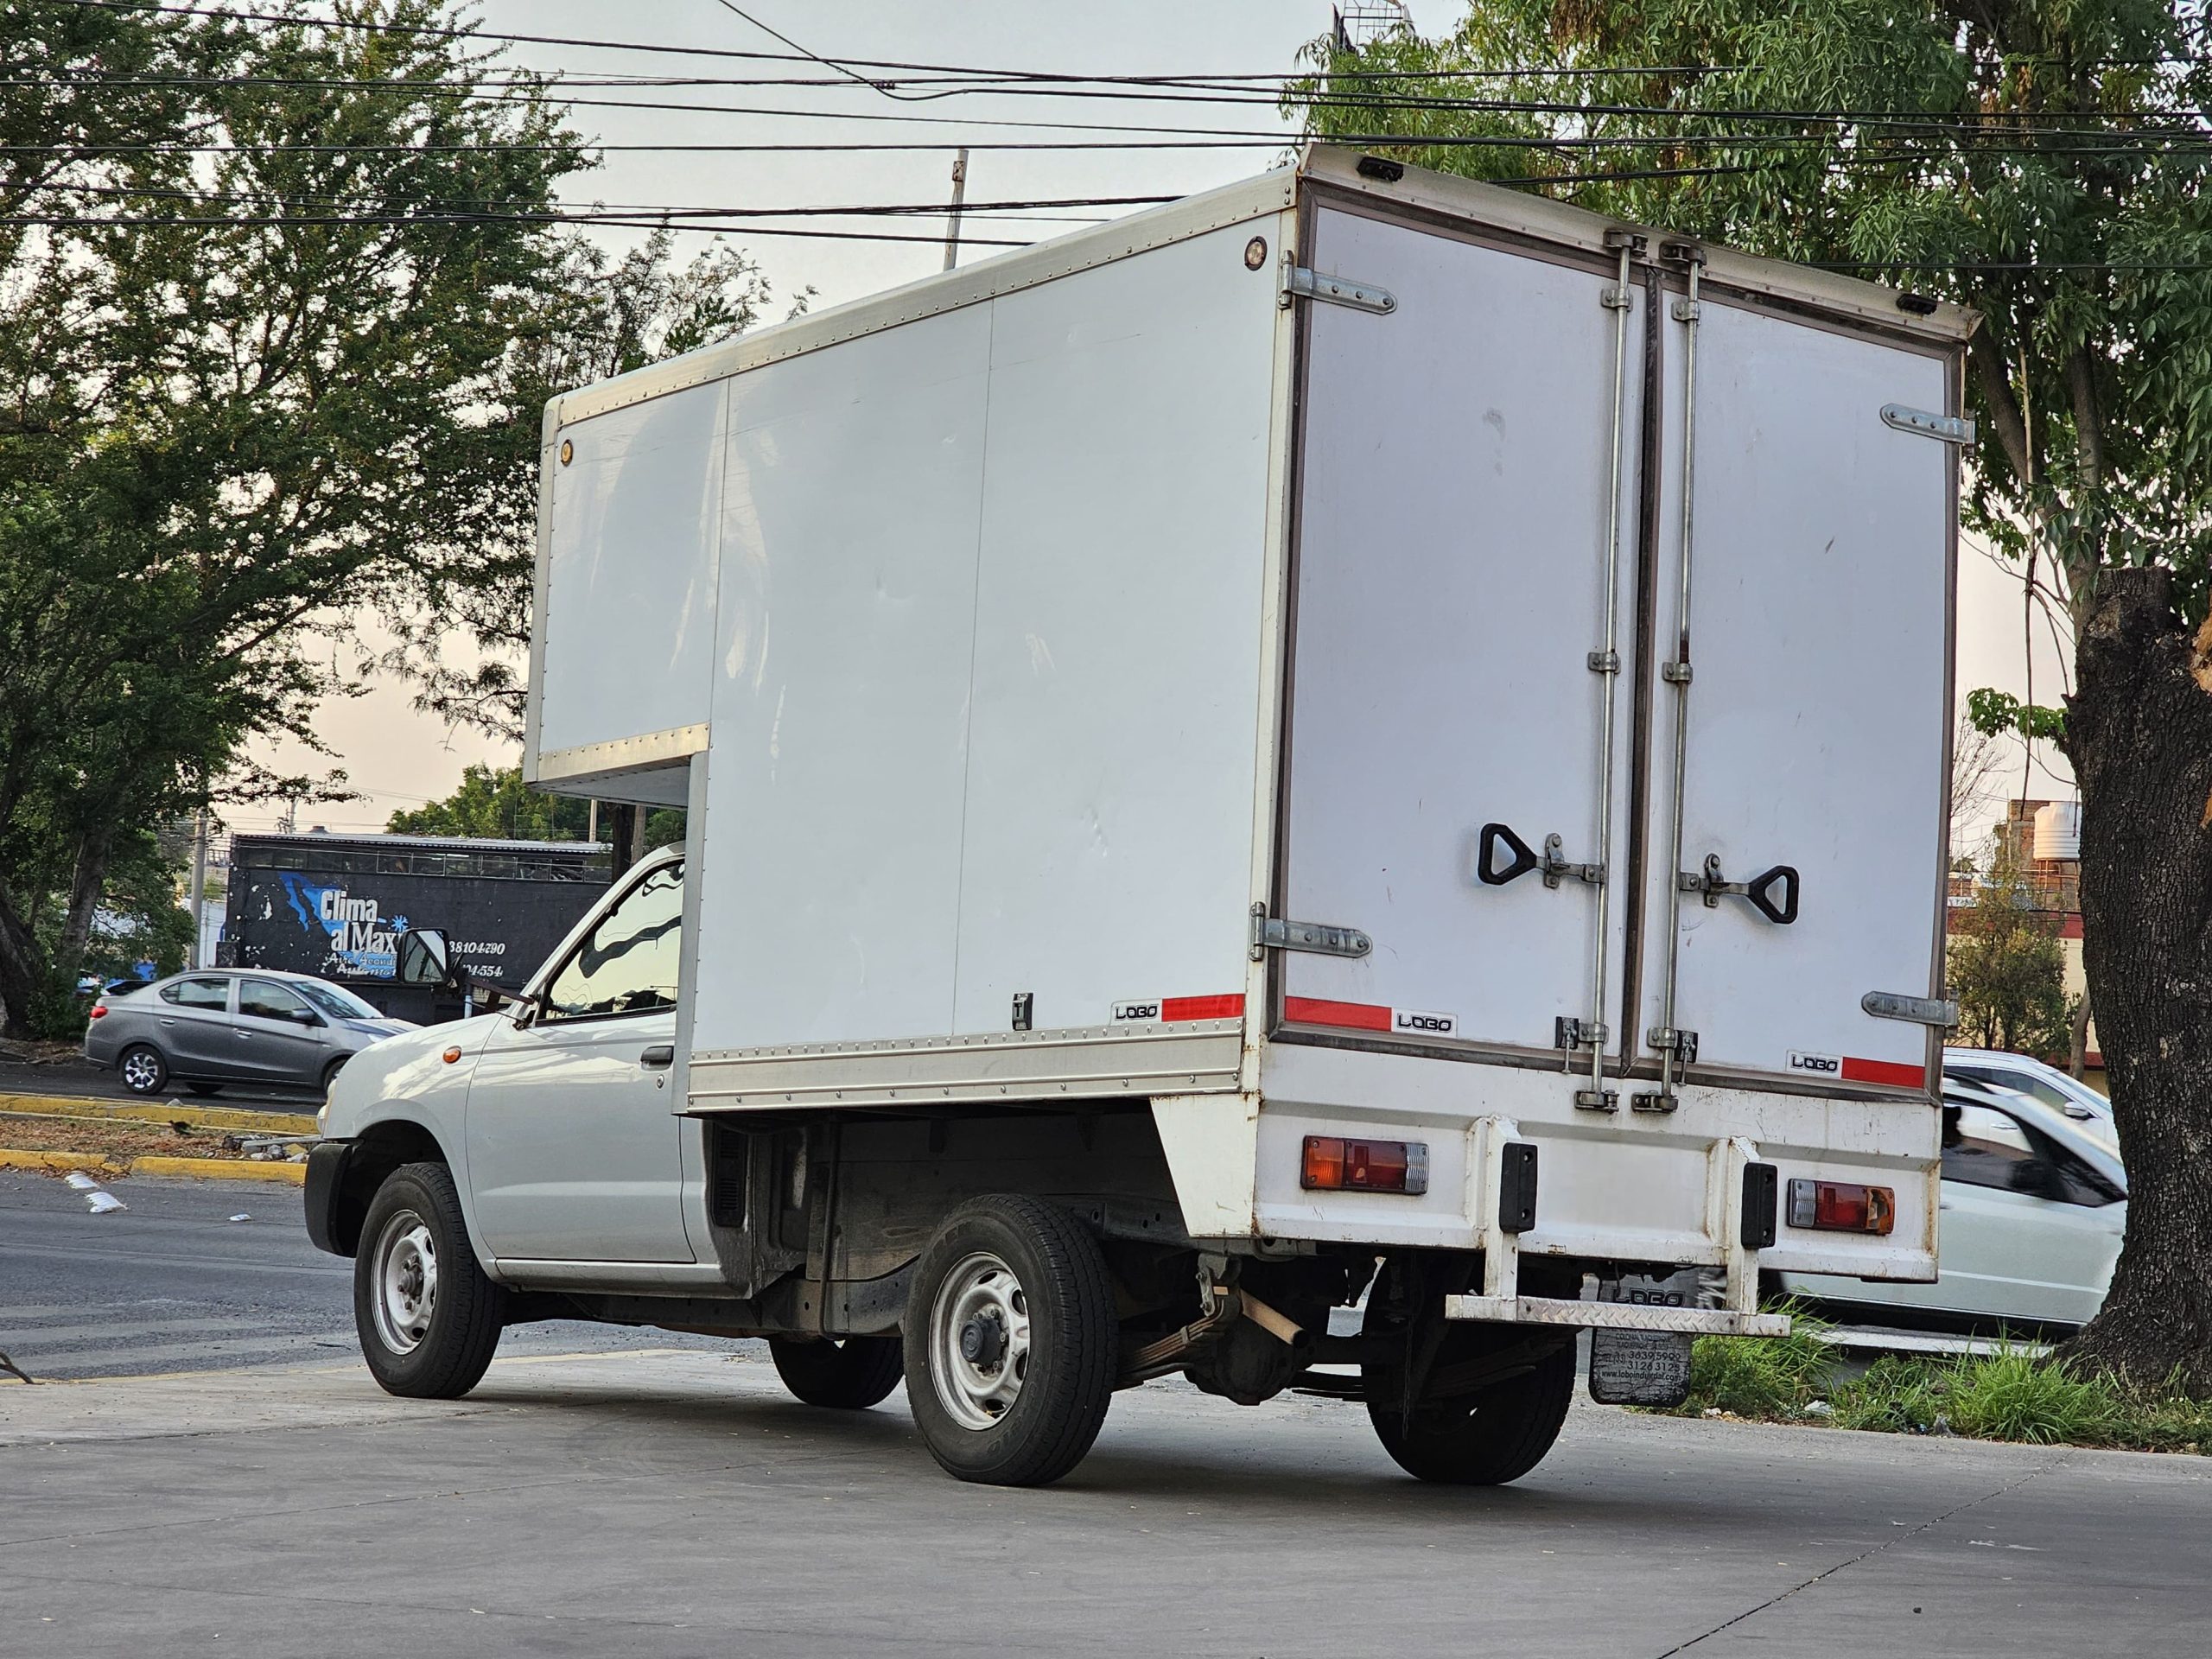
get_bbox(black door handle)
[1476,823,1541,887]
[1744,864,1800,926]
[639,1044,676,1069]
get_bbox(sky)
[234,0,2069,846]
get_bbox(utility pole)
[587,798,599,846]
[942,147,969,272]
[187,808,208,969]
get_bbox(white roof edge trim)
[1299,145,1977,345]
[550,166,1300,428]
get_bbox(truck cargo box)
[524,147,1968,1297]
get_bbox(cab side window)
[162,976,231,1011]
[541,861,684,1022]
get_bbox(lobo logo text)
[1394,1009,1457,1037]
[1787,1050,1842,1077]
[1111,1001,1161,1022]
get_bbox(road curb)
[0,1147,308,1184]
[0,1092,318,1135]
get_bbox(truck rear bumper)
[1445,1294,1790,1338]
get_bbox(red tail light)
[1301,1135,1429,1195]
[1787,1179,1895,1236]
[87,1004,108,1019]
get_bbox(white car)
[1779,1080,2126,1332]
[1944,1046,2115,1153]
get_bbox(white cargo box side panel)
[952,221,1286,1033]
[691,306,995,1046]
[1638,296,1951,1089]
[1278,205,1643,1055]
[533,378,725,772]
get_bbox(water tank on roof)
[2033,801,2082,861]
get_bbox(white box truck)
[308,147,1970,1488]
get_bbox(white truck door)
[1277,204,1644,1059]
[464,861,692,1263]
[1637,287,1953,1094]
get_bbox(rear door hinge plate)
[1250,906,1373,961]
[1281,264,1396,315]
[1880,404,1976,445]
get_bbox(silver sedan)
[83,971,416,1098]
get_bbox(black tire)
[184,1081,220,1097]
[321,1056,348,1096]
[902,1195,1116,1487]
[1363,1299,1576,1486]
[353,1160,505,1399]
[117,1043,167,1096]
[769,1334,906,1409]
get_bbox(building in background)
[1948,798,2095,1073]
[220,832,611,1023]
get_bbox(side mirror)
[397,928,453,988]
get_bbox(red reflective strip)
[1160,994,1243,1022]
[1284,995,1391,1032]
[1841,1056,1927,1089]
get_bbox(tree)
[1294,3,2212,1390]
[390,764,683,852]
[389,763,591,842]
[1948,847,2074,1058]
[0,1,607,1035]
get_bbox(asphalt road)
[0,1054,320,1109]
[3,1344,2209,1657]
[0,1172,734,1381]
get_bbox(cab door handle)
[639,1045,676,1069]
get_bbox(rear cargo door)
[1276,202,1644,1057]
[1636,289,1953,1092]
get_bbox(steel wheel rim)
[371,1209,438,1356]
[928,1249,1031,1432]
[120,1050,160,1092]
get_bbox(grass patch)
[1669,1319,2212,1454]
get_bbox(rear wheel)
[321,1056,348,1096]
[117,1044,167,1096]
[1363,1268,1575,1485]
[353,1161,505,1399]
[769,1334,905,1408]
[902,1195,1116,1487]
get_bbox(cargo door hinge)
[1880,404,1976,445]
[1249,905,1373,962]
[1280,261,1397,315]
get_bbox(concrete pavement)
[3,1344,2207,1657]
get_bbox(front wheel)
[902,1195,1116,1487]
[353,1160,505,1399]
[769,1334,905,1408]
[321,1056,348,1096]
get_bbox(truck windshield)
[541,861,684,1021]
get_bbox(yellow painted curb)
[0,1147,307,1184]
[0,1092,317,1136]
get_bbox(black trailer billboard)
[222,833,612,1023]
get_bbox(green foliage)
[0,3,750,1033]
[389,765,591,842]
[1682,1303,1834,1416]
[389,765,686,854]
[1679,1332,2212,1452]
[1827,1354,1945,1433]
[1290,3,2212,625]
[1948,846,2073,1058]
[1966,687,2068,743]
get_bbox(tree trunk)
[2058,568,2212,1395]
[2069,992,2093,1082]
[0,885,41,1040]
